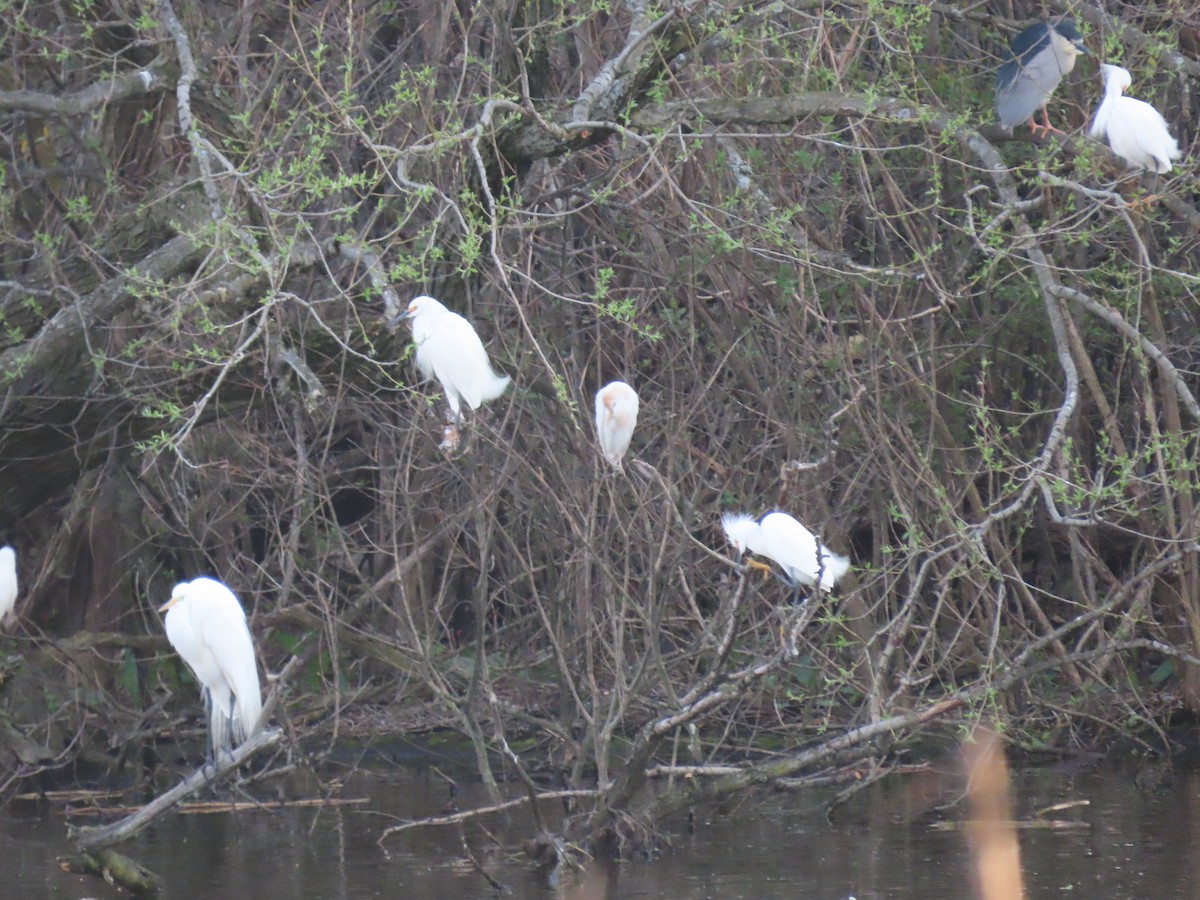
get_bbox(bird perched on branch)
[1089,64,1181,174]
[0,546,16,629]
[595,381,640,471]
[996,20,1087,137]
[722,511,849,594]
[160,577,263,762]
[391,295,511,425]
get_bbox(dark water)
[2,762,1198,898]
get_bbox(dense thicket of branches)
[2,0,1200,854]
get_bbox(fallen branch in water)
[377,788,599,844]
[66,794,368,817]
[70,726,283,851]
[69,646,308,853]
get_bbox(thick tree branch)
[0,60,174,115]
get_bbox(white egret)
[722,512,849,593]
[392,295,511,424]
[1089,64,1181,174]
[595,381,640,471]
[996,20,1087,137]
[0,546,16,629]
[160,577,262,759]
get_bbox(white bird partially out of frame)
[722,511,850,593]
[594,381,640,471]
[391,295,511,424]
[160,577,263,760]
[1089,63,1181,174]
[0,546,16,629]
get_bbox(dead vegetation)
[0,0,1199,868]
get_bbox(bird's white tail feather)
[481,374,511,403]
[818,551,852,591]
[234,685,263,744]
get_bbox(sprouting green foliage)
[2,0,1198,797]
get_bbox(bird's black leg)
[216,700,237,767]
[201,688,218,779]
[731,548,746,575]
[770,570,801,596]
[790,583,806,608]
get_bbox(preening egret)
[722,512,849,593]
[391,295,511,424]
[160,577,262,759]
[595,381,640,470]
[1089,64,1181,173]
[996,20,1087,137]
[0,546,16,629]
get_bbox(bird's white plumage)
[1090,64,1180,173]
[595,381,640,470]
[161,577,262,753]
[399,295,510,422]
[0,546,17,629]
[722,511,849,592]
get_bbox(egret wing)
[191,582,263,742]
[1105,97,1180,172]
[421,313,509,409]
[760,512,849,591]
[1088,95,1112,141]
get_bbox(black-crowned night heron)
[1089,64,1181,173]
[722,511,850,593]
[996,20,1088,137]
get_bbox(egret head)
[0,546,14,575]
[721,513,761,557]
[1099,63,1132,93]
[158,582,189,613]
[390,294,443,327]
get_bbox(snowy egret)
[160,577,262,759]
[1089,64,1181,173]
[391,295,511,424]
[0,546,16,629]
[996,20,1087,137]
[595,381,640,471]
[722,512,849,593]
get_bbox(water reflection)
[2,764,1198,898]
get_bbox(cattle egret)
[595,381,640,471]
[1089,64,1181,173]
[0,547,16,629]
[722,512,849,593]
[996,20,1087,137]
[391,295,510,424]
[160,577,263,760]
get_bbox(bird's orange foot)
[1128,193,1161,211]
[1027,107,1066,139]
[745,558,774,579]
[439,423,461,453]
